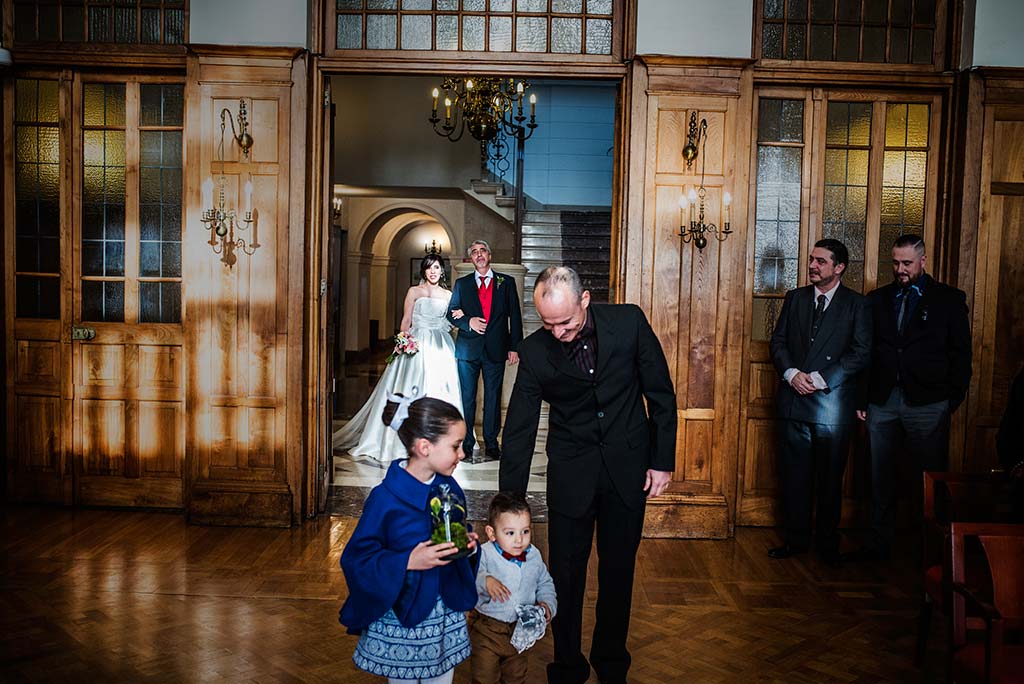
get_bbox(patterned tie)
[811,294,827,341]
[896,291,909,335]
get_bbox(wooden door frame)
[302,56,632,518]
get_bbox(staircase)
[464,178,515,222]
[519,210,564,334]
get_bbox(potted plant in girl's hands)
[386,331,419,365]
[429,484,472,559]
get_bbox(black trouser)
[546,462,645,684]
[457,356,505,453]
[866,387,951,552]
[778,419,851,554]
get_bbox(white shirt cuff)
[783,368,799,384]
[810,371,827,390]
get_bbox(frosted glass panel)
[402,0,432,8]
[517,0,548,11]
[552,0,582,11]
[516,16,547,52]
[366,14,397,48]
[587,0,612,14]
[436,15,459,50]
[462,15,485,50]
[401,14,432,49]
[337,14,363,48]
[489,16,512,51]
[585,18,611,54]
[551,17,581,53]
[490,0,512,10]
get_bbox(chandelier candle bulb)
[431,88,439,115]
[529,93,536,118]
[444,97,452,123]
[244,180,253,215]
[722,191,732,227]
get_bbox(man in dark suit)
[769,238,872,566]
[846,234,972,561]
[448,239,523,461]
[500,266,676,684]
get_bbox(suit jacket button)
[597,411,605,418]
[600,442,607,448]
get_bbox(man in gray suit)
[768,238,872,566]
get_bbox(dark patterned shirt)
[563,308,597,376]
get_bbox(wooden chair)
[950,522,1024,684]
[917,472,1005,664]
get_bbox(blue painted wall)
[490,82,616,208]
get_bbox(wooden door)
[964,100,1024,465]
[735,89,943,525]
[4,74,73,504]
[70,75,185,508]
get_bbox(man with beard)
[768,238,872,567]
[846,234,972,562]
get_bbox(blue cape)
[338,460,478,634]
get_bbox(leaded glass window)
[80,79,184,325]
[333,0,615,55]
[759,0,938,66]
[823,102,871,292]
[14,78,61,320]
[878,103,929,278]
[752,97,805,341]
[13,0,187,45]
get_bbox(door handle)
[71,326,97,341]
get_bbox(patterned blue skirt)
[353,596,470,679]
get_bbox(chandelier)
[201,99,258,267]
[678,111,732,250]
[429,76,537,144]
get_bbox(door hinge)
[71,325,97,341]
[323,87,331,108]
[332,377,336,393]
[320,279,327,297]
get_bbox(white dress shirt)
[474,269,495,289]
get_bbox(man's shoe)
[767,544,807,559]
[841,546,890,562]
[484,446,502,461]
[818,549,843,568]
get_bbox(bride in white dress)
[333,254,464,463]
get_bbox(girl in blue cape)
[340,392,479,684]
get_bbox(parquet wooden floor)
[0,506,946,683]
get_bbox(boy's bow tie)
[500,548,527,563]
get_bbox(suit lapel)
[462,275,482,318]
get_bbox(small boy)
[470,492,557,684]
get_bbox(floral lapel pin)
[495,274,506,289]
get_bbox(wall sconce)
[425,239,443,256]
[681,111,707,169]
[332,196,342,221]
[678,110,731,250]
[202,99,258,267]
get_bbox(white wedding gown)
[333,296,463,463]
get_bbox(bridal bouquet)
[385,331,419,364]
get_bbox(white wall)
[500,83,616,207]
[636,0,753,59]
[189,0,307,48]
[973,0,1024,67]
[332,75,482,189]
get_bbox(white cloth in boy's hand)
[510,604,547,654]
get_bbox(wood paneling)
[621,57,751,537]
[960,72,1024,472]
[185,48,307,526]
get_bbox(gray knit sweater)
[475,541,558,623]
